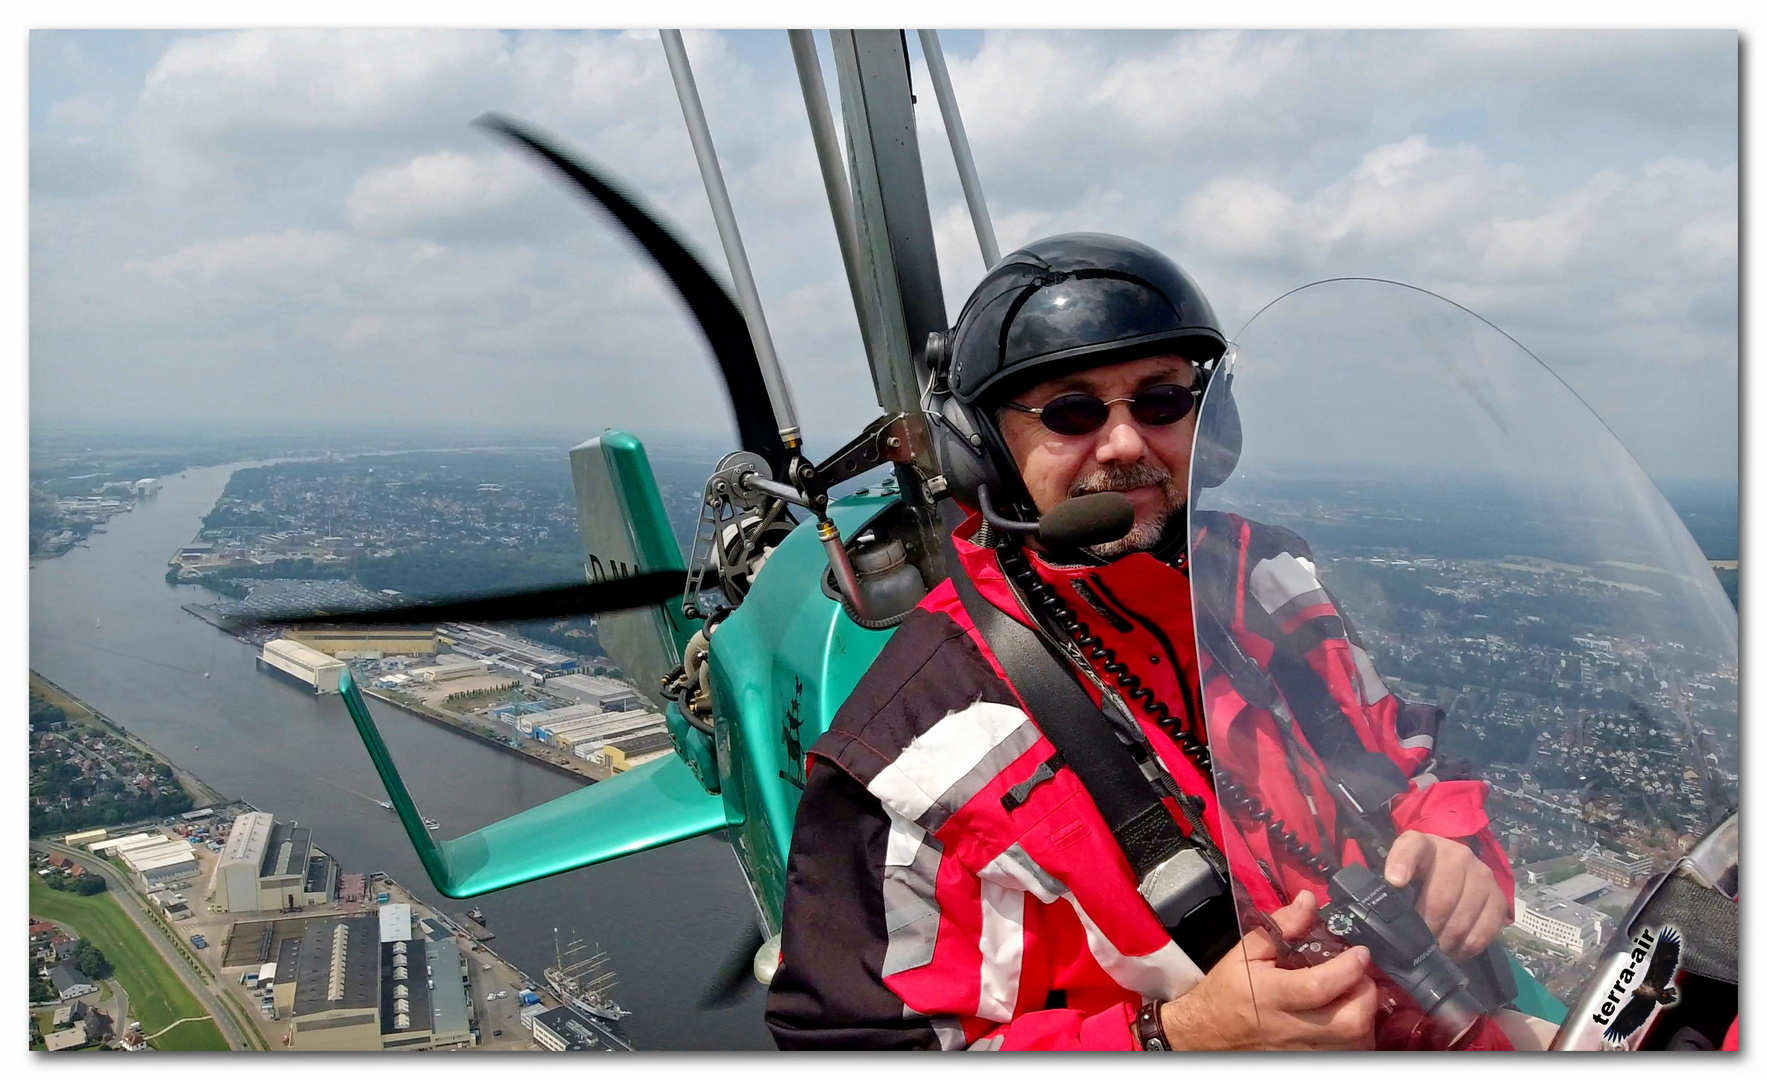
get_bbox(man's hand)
[1383,831,1507,961]
[1156,891,1378,1051]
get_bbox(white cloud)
[345,151,533,236]
[135,228,347,285]
[29,29,1738,479]
[1179,137,1503,262]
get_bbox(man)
[765,234,1514,1050]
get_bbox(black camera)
[1321,864,1490,1047]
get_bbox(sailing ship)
[545,933,631,1022]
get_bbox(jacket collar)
[951,510,1192,629]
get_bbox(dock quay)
[360,688,598,786]
[176,601,614,785]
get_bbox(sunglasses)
[1001,382,1202,436]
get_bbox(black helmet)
[926,233,1239,524]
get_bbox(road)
[31,840,260,1051]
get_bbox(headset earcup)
[1191,374,1242,490]
[929,395,1001,509]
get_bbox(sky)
[28,28,1738,486]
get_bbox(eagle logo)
[1596,925,1682,1045]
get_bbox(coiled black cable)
[998,543,1340,880]
[999,546,1213,774]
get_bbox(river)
[28,462,773,1050]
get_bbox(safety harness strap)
[952,559,1237,969]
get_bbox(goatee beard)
[1068,462,1185,560]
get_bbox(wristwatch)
[1136,999,1171,1051]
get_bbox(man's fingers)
[1241,891,1316,963]
[1417,857,1466,936]
[1268,890,1318,939]
[1435,867,1494,956]
[1291,970,1381,1050]
[1261,945,1371,1012]
[1452,888,1509,961]
[1384,831,1434,888]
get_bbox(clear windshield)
[1187,278,1737,1050]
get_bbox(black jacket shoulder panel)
[808,605,1019,790]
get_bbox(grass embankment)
[29,874,229,1051]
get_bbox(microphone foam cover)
[1038,492,1135,552]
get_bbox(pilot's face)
[996,355,1198,559]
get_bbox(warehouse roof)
[378,903,412,943]
[291,917,381,1016]
[264,637,346,673]
[219,811,275,871]
[123,844,197,872]
[260,822,314,880]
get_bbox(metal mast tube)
[788,29,882,372]
[918,29,999,269]
[659,29,801,446]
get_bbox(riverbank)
[31,670,229,809]
[29,454,775,1049]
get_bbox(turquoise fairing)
[334,483,905,909]
[702,491,904,934]
[336,668,729,898]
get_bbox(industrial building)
[87,831,160,856]
[288,918,383,1050]
[207,811,337,914]
[284,627,438,659]
[278,907,475,1051]
[259,638,346,694]
[121,839,199,887]
[531,1006,612,1051]
[540,674,641,711]
[542,711,670,755]
[62,828,107,847]
[408,658,489,683]
[1514,887,1608,956]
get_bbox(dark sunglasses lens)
[1039,394,1110,435]
[1129,385,1196,426]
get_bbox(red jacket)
[765,513,1513,1050]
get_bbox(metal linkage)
[682,451,772,620]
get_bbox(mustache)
[1068,462,1174,498]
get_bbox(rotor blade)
[246,571,686,627]
[696,920,766,1011]
[474,113,789,479]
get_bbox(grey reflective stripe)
[966,1034,1004,1051]
[1269,588,1333,629]
[989,843,1069,903]
[1349,643,1391,704]
[1399,732,1436,751]
[919,721,1043,832]
[881,811,944,978]
[931,1015,969,1050]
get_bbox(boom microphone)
[976,485,1135,552]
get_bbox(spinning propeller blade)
[246,570,686,627]
[474,113,789,480]
[696,920,766,1010]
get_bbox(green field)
[29,874,230,1051]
